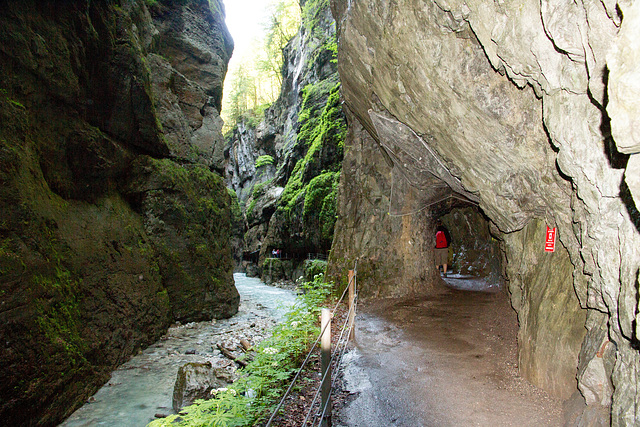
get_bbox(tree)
[259,0,301,87]
[221,0,301,133]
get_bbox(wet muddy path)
[335,276,563,426]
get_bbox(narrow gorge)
[0,0,639,425]
[224,0,345,283]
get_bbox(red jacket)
[435,230,448,249]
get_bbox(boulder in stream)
[172,362,232,412]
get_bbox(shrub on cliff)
[255,155,275,169]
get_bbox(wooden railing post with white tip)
[348,269,355,341]
[320,308,332,427]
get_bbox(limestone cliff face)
[330,0,640,422]
[327,116,441,296]
[148,0,233,172]
[225,0,345,278]
[0,0,237,424]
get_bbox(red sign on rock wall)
[545,226,556,252]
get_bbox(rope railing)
[265,260,358,427]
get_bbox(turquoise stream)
[60,274,297,427]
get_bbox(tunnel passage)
[368,109,504,292]
[328,114,585,407]
[435,206,502,284]
[332,192,564,423]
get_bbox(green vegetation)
[255,155,275,169]
[139,157,233,318]
[274,81,345,250]
[297,81,346,155]
[260,0,301,87]
[223,0,344,254]
[227,187,243,225]
[0,88,25,109]
[246,198,257,219]
[279,82,344,212]
[300,0,338,68]
[303,259,327,281]
[246,178,274,220]
[34,266,87,365]
[151,159,228,223]
[303,171,340,245]
[148,274,332,427]
[278,158,305,213]
[252,179,273,199]
[301,0,330,36]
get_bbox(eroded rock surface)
[172,362,232,413]
[148,0,233,172]
[329,0,640,422]
[0,0,236,424]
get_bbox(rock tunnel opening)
[434,205,503,289]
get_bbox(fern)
[148,275,332,427]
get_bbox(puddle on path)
[60,274,296,427]
[442,273,501,292]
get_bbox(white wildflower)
[210,387,236,396]
[290,321,300,328]
[263,347,279,355]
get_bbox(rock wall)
[147,0,233,173]
[225,0,346,276]
[329,0,640,422]
[0,0,237,424]
[327,116,442,296]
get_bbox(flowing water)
[60,274,297,427]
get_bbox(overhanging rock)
[368,110,479,215]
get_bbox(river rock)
[172,362,232,412]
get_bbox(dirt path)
[334,277,563,426]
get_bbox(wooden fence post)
[348,269,355,341]
[320,308,332,427]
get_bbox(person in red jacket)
[434,222,451,277]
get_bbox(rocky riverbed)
[61,274,297,427]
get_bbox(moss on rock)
[125,156,239,322]
[0,0,237,424]
[303,171,340,248]
[271,82,345,254]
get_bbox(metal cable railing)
[265,260,358,427]
[302,294,358,426]
[318,294,358,425]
